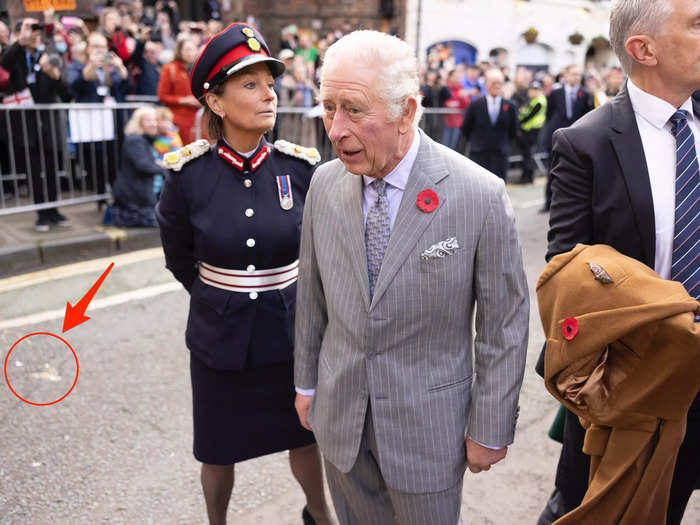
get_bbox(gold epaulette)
[163,139,211,172]
[273,139,321,166]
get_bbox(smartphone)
[31,23,44,31]
[104,52,113,63]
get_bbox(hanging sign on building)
[23,0,77,12]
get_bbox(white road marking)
[0,282,182,330]
[0,248,164,293]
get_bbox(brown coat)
[537,244,700,524]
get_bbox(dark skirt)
[190,353,315,465]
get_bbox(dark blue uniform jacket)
[156,138,314,370]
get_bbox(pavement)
[0,203,162,278]
[0,177,698,524]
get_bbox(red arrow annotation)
[62,262,115,333]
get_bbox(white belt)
[198,260,298,293]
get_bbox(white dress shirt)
[627,79,700,279]
[564,84,578,120]
[486,95,502,124]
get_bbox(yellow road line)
[0,247,164,293]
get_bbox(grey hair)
[321,30,424,126]
[609,0,673,73]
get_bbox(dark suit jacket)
[547,86,700,406]
[543,86,593,153]
[460,96,517,155]
[546,85,593,130]
[1,41,71,103]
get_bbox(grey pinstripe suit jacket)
[294,131,529,494]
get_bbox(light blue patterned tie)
[365,179,391,297]
[668,110,700,317]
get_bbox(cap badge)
[276,175,294,210]
[247,38,261,52]
[242,27,255,38]
[588,262,614,284]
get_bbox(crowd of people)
[0,1,627,233]
[418,45,626,188]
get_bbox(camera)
[47,53,63,69]
[31,23,44,31]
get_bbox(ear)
[625,35,658,68]
[399,97,417,134]
[204,91,225,119]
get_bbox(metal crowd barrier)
[0,102,150,216]
[1,104,548,216]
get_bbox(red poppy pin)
[577,91,583,99]
[417,189,439,213]
[562,317,579,341]
[503,104,510,112]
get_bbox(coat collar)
[609,87,656,268]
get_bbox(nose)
[326,110,349,144]
[262,84,276,103]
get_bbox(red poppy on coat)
[503,104,510,112]
[577,91,583,99]
[562,317,579,340]
[417,189,439,213]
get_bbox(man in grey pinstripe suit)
[294,30,530,525]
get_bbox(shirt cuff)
[470,437,505,450]
[295,387,315,396]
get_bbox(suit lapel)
[337,169,371,311]
[609,87,656,268]
[370,131,449,308]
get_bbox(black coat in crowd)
[460,95,518,180]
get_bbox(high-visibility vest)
[519,94,547,131]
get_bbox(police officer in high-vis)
[516,80,547,184]
[155,23,332,525]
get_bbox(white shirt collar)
[362,129,420,191]
[486,94,501,105]
[627,78,695,131]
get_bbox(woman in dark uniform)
[155,23,331,525]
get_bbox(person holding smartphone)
[1,17,72,231]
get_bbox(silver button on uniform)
[246,238,256,247]
[245,208,254,217]
[249,291,258,300]
[243,179,252,188]
[247,265,255,272]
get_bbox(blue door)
[427,41,477,65]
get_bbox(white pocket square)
[421,237,460,260]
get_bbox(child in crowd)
[153,106,182,197]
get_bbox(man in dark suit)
[460,68,517,181]
[540,64,593,211]
[537,0,700,523]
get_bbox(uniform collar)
[216,138,272,173]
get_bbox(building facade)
[405,0,615,74]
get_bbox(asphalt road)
[1,179,698,525]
